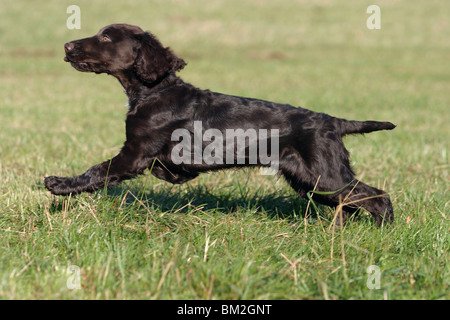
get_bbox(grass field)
[0,0,448,299]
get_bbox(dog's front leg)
[44,141,152,196]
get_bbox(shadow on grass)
[103,183,322,222]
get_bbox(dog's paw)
[44,176,74,196]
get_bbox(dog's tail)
[339,119,396,136]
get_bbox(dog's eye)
[100,34,111,42]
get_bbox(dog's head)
[64,24,186,83]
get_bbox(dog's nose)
[64,42,74,52]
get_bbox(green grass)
[0,0,448,299]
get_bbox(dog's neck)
[112,70,180,109]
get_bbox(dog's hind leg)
[282,166,393,226]
[340,180,394,226]
[314,179,394,226]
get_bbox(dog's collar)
[143,71,173,89]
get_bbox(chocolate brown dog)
[45,24,395,225]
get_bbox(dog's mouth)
[64,56,107,75]
[64,55,93,71]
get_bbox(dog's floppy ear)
[134,32,186,83]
